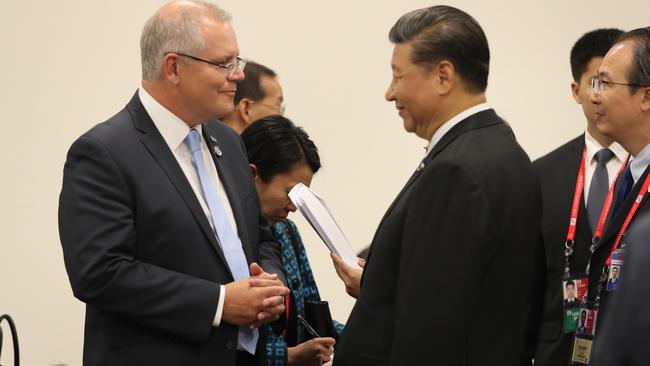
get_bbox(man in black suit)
[331,6,542,365]
[586,27,650,365]
[58,1,289,365]
[532,29,625,366]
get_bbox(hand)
[222,263,289,327]
[288,337,336,366]
[248,262,288,328]
[331,253,363,299]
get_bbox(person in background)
[586,27,650,365]
[241,115,344,366]
[222,61,285,133]
[532,28,625,366]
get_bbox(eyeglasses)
[170,52,246,77]
[591,77,648,93]
[251,101,286,115]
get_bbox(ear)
[249,163,259,180]
[435,60,455,94]
[161,53,182,85]
[238,99,254,124]
[641,87,650,112]
[571,81,581,104]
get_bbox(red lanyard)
[605,171,650,266]
[566,147,628,244]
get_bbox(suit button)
[226,340,236,350]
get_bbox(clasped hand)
[222,262,290,329]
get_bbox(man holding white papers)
[332,6,543,366]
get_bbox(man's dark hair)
[235,61,277,105]
[570,28,624,82]
[388,5,490,93]
[565,280,575,288]
[615,27,650,94]
[241,115,320,183]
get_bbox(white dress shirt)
[425,103,491,157]
[139,87,237,327]
[629,143,650,185]
[583,130,628,205]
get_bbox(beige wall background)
[0,0,646,364]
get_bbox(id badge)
[606,249,625,292]
[562,277,587,333]
[570,303,599,365]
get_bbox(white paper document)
[288,183,361,269]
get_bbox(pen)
[297,315,321,338]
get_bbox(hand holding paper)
[288,184,361,269]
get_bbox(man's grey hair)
[140,0,231,81]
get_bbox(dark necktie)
[587,149,615,234]
[613,164,634,215]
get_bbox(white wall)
[0,0,646,364]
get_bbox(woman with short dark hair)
[241,115,344,366]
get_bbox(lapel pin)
[209,135,217,143]
[213,145,223,157]
[416,162,425,172]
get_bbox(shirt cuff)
[213,284,225,327]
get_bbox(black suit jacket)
[58,93,284,366]
[333,110,543,366]
[531,135,593,366]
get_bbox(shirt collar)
[583,129,628,166]
[425,103,491,157]
[138,86,200,151]
[630,143,650,184]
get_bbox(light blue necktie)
[185,128,258,354]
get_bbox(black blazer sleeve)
[59,135,220,342]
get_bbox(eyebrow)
[598,70,611,78]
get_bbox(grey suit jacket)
[591,164,650,366]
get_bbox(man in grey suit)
[58,1,289,365]
[587,27,650,365]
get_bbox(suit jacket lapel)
[202,124,255,263]
[566,136,594,244]
[364,109,503,277]
[599,164,650,246]
[126,93,230,269]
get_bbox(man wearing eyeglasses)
[531,28,626,366]
[584,27,650,365]
[223,61,286,134]
[58,1,289,366]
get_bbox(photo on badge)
[576,308,598,336]
[607,249,624,292]
[563,278,586,306]
[607,265,621,291]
